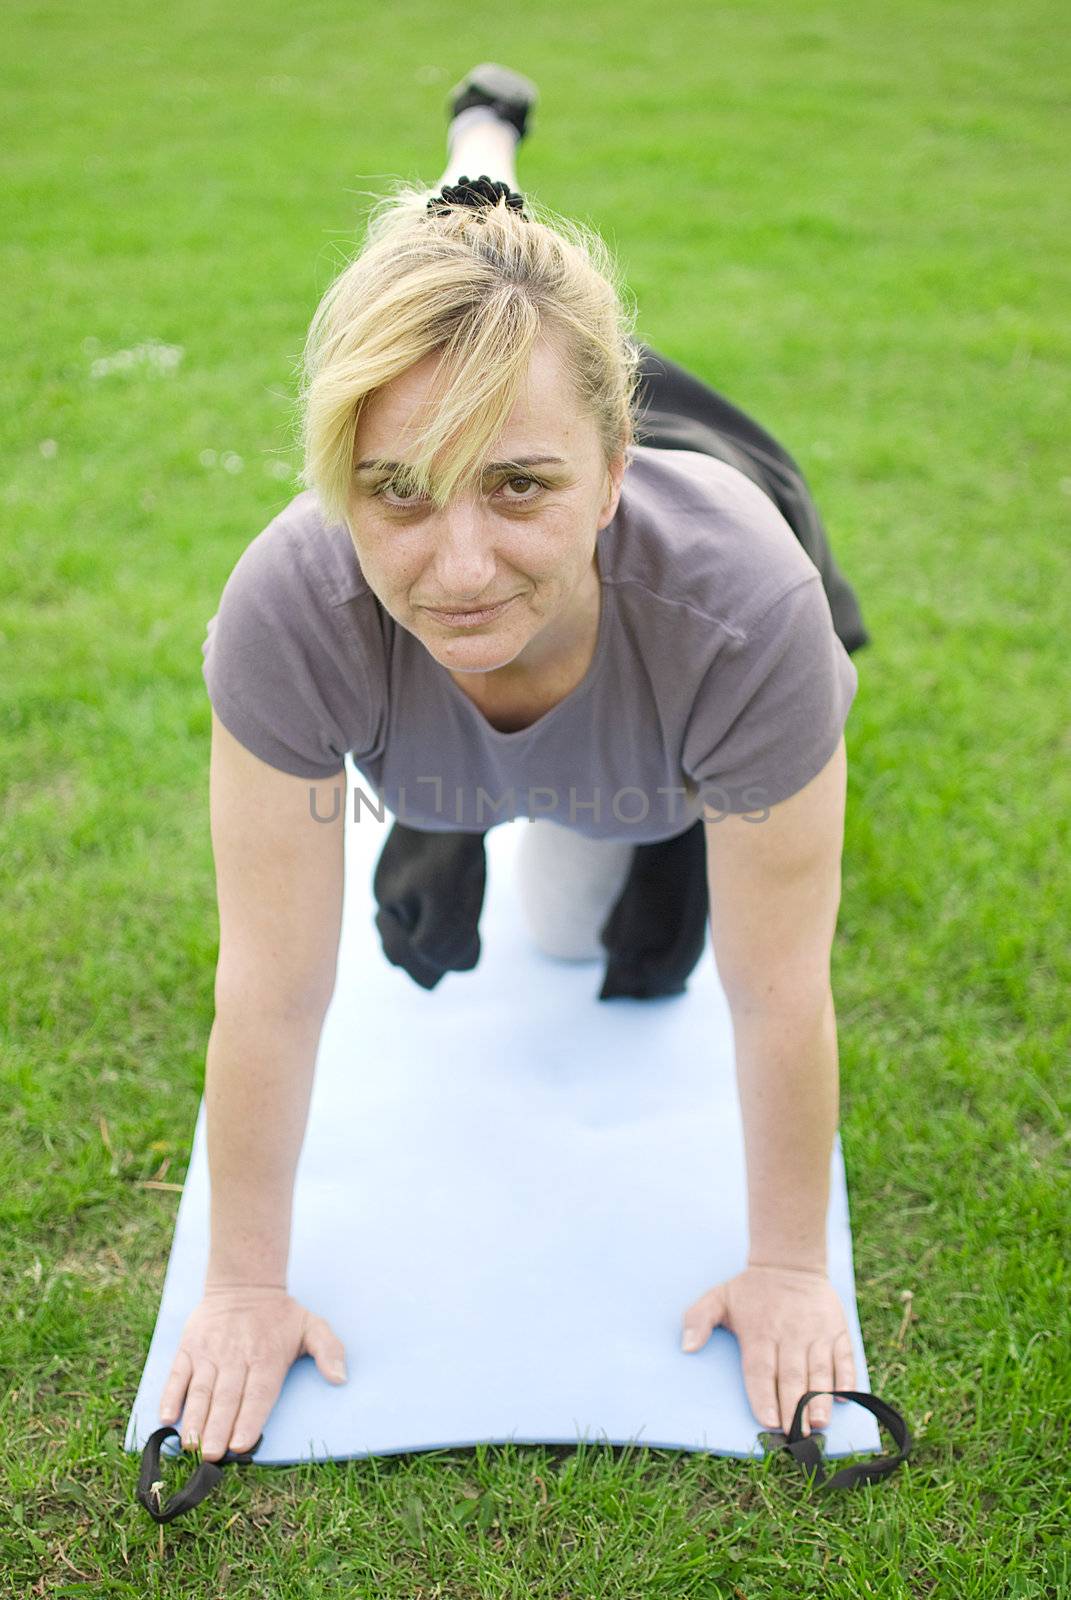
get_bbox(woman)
[160,64,870,1464]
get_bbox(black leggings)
[633,343,871,655]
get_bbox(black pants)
[632,343,870,655]
[372,348,871,999]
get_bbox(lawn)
[1,0,1067,1594]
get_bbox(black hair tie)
[136,1425,264,1523]
[426,173,529,220]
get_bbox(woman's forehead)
[359,334,585,448]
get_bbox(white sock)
[446,104,521,162]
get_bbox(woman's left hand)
[679,1263,857,1435]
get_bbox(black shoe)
[447,62,539,144]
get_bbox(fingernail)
[329,1364,347,1381]
[764,1414,779,1428]
[681,1330,699,1350]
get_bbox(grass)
[1,0,1068,1593]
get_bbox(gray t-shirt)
[201,444,859,841]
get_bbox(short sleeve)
[201,523,373,780]
[681,575,859,814]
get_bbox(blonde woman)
[159,64,871,1464]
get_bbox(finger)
[200,1368,248,1463]
[179,1358,218,1451]
[229,1361,286,1453]
[301,1313,349,1381]
[833,1328,856,1401]
[740,1335,780,1430]
[159,1347,192,1425]
[680,1282,728,1352]
[776,1348,809,1436]
[806,1340,834,1430]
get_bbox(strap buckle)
[761,1388,912,1491]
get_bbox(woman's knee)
[514,819,635,961]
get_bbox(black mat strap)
[135,1395,908,1517]
[765,1388,911,1490]
[136,1425,263,1523]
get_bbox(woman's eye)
[375,474,544,507]
[373,476,426,505]
[378,484,427,506]
[502,474,543,500]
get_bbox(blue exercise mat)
[126,783,882,1468]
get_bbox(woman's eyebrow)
[353,454,568,475]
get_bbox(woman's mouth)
[425,596,516,627]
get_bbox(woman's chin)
[420,625,521,672]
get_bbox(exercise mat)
[126,781,888,1479]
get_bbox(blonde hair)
[295,179,644,529]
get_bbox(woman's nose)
[429,507,501,591]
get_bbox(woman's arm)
[204,1006,335,1286]
[204,710,346,1287]
[679,738,856,1436]
[703,734,847,1267]
[157,715,349,1457]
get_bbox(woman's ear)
[599,447,629,528]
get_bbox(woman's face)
[345,333,627,679]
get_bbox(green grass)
[2,0,1068,1593]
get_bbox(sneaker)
[447,62,539,144]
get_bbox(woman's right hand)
[158,1284,348,1461]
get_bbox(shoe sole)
[447,61,539,142]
